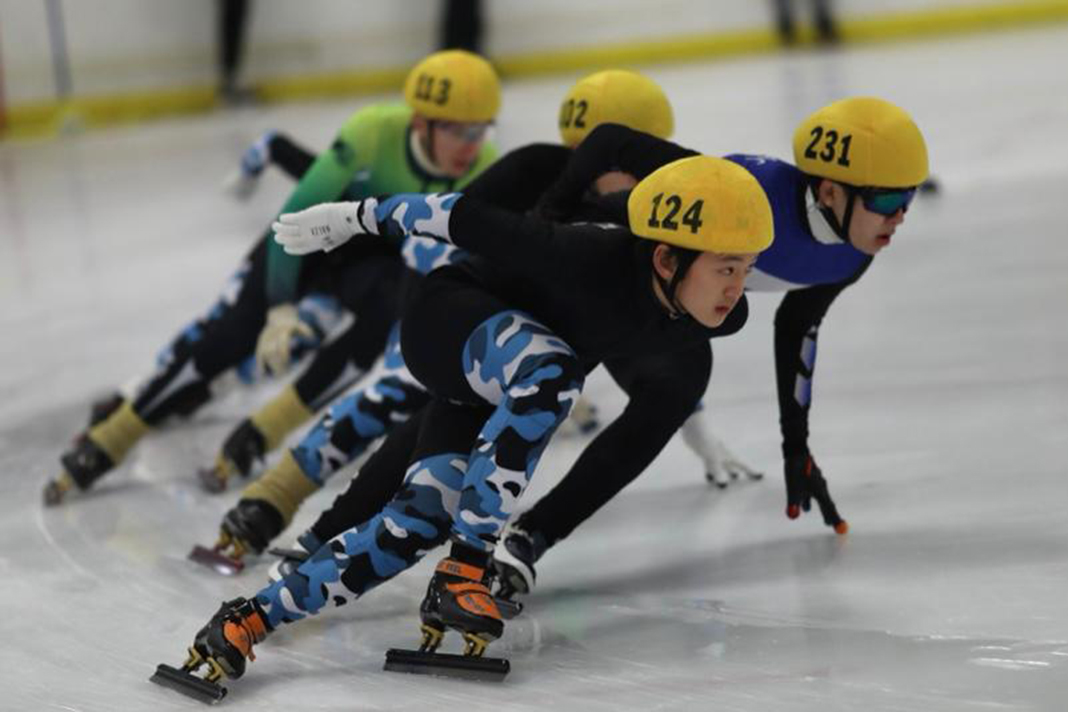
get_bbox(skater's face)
[414,117,491,178]
[818,179,912,256]
[592,171,638,195]
[653,246,757,328]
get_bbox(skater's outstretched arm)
[536,123,696,221]
[274,191,629,289]
[459,142,573,213]
[517,342,712,546]
[264,108,392,306]
[773,271,867,533]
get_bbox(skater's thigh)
[400,268,513,405]
[325,251,405,313]
[409,399,492,465]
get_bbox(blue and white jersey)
[726,154,869,292]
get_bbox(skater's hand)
[256,304,315,376]
[783,452,848,534]
[705,435,764,488]
[272,200,379,255]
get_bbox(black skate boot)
[198,418,267,493]
[492,521,547,600]
[384,551,510,681]
[189,499,284,575]
[46,399,148,506]
[87,392,124,429]
[43,438,115,506]
[420,556,504,655]
[151,597,271,702]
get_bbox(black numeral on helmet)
[415,74,451,105]
[804,126,852,167]
[648,193,705,234]
[559,99,589,129]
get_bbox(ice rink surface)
[2,24,1067,712]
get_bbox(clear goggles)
[435,120,493,143]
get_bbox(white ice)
[2,25,1067,712]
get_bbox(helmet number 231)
[648,193,704,234]
[804,126,852,167]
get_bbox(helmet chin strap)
[812,182,858,245]
[652,247,700,319]
[807,178,858,245]
[409,122,451,178]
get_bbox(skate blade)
[150,663,227,703]
[188,545,245,576]
[43,474,75,507]
[196,467,228,494]
[384,648,509,682]
[495,597,523,620]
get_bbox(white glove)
[679,410,764,488]
[271,200,378,255]
[256,304,315,376]
[705,434,764,487]
[221,168,260,201]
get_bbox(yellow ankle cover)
[249,385,313,451]
[240,451,318,525]
[88,400,149,464]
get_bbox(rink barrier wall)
[2,0,1067,141]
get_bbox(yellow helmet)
[404,50,501,123]
[559,69,674,148]
[628,156,774,254]
[793,96,929,188]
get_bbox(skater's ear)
[815,179,843,209]
[652,243,678,281]
[411,114,431,140]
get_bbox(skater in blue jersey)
[490,96,930,597]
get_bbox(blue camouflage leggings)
[289,323,430,488]
[255,305,583,628]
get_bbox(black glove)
[783,452,848,534]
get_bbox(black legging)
[291,261,403,413]
[131,239,402,425]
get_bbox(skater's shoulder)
[725,153,802,187]
[339,104,413,141]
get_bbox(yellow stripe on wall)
[4,88,217,140]
[4,0,1068,140]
